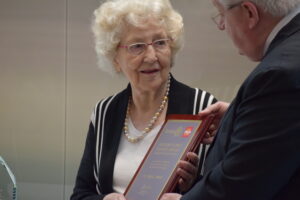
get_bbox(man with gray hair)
[161,0,300,199]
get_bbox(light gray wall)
[0,0,255,199]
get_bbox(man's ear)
[242,1,260,29]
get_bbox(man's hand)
[177,152,199,192]
[103,193,126,200]
[160,193,182,200]
[200,101,230,144]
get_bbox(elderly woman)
[71,0,217,200]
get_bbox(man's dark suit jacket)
[182,14,300,200]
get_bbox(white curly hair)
[92,0,184,74]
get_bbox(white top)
[263,4,300,55]
[113,117,163,194]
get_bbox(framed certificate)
[124,114,214,200]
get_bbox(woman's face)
[114,19,172,93]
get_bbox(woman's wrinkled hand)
[177,152,199,192]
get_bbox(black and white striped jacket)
[71,76,217,200]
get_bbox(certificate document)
[124,114,214,200]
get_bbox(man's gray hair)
[220,0,300,16]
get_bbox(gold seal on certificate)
[124,114,214,200]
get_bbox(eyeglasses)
[118,38,170,55]
[211,12,224,28]
[211,2,243,28]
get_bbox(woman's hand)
[103,193,126,200]
[199,101,230,144]
[176,152,199,192]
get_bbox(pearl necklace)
[123,75,171,143]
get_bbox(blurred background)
[0,0,255,199]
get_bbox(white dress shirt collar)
[263,4,300,55]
